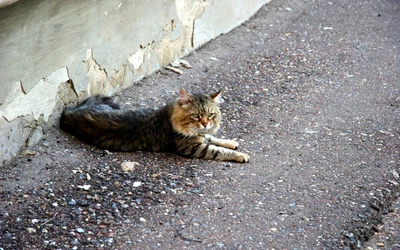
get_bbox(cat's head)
[171,88,222,137]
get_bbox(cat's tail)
[60,95,120,134]
[74,95,120,111]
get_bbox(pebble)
[68,199,77,206]
[121,161,140,172]
[26,228,36,233]
[76,228,85,233]
[22,150,36,156]
[393,170,399,179]
[170,60,181,68]
[189,189,201,194]
[216,242,225,247]
[70,239,79,245]
[77,185,91,190]
[133,181,143,188]
[139,217,146,222]
[178,59,192,68]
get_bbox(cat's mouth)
[196,126,216,135]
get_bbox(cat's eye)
[207,113,214,118]
[192,113,200,119]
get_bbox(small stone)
[189,189,201,194]
[77,185,91,190]
[105,238,114,244]
[133,181,143,188]
[121,161,140,172]
[71,238,79,245]
[76,228,85,233]
[393,170,399,179]
[139,217,146,222]
[77,199,90,207]
[377,243,385,247]
[26,228,36,233]
[178,59,192,68]
[68,199,77,206]
[216,242,224,247]
[22,150,36,156]
[165,66,183,74]
[170,60,181,68]
[31,219,39,224]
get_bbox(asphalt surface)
[1,0,399,249]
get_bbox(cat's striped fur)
[60,88,249,163]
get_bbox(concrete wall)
[0,0,271,166]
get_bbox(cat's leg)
[177,141,249,163]
[201,144,250,163]
[205,134,239,150]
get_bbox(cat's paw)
[225,140,239,150]
[235,152,250,163]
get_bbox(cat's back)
[60,95,175,151]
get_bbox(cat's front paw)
[225,140,239,150]
[235,152,250,163]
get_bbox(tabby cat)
[60,88,249,163]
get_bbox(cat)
[60,88,249,163]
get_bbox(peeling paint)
[156,0,210,67]
[129,47,146,70]
[128,42,155,72]
[84,49,130,97]
[84,49,109,97]
[109,65,126,89]
[0,67,71,122]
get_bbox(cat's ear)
[210,90,223,104]
[178,88,192,105]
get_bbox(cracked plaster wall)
[0,0,271,166]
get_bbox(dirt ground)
[1,0,399,249]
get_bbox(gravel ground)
[1,0,399,249]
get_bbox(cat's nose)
[202,123,208,128]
